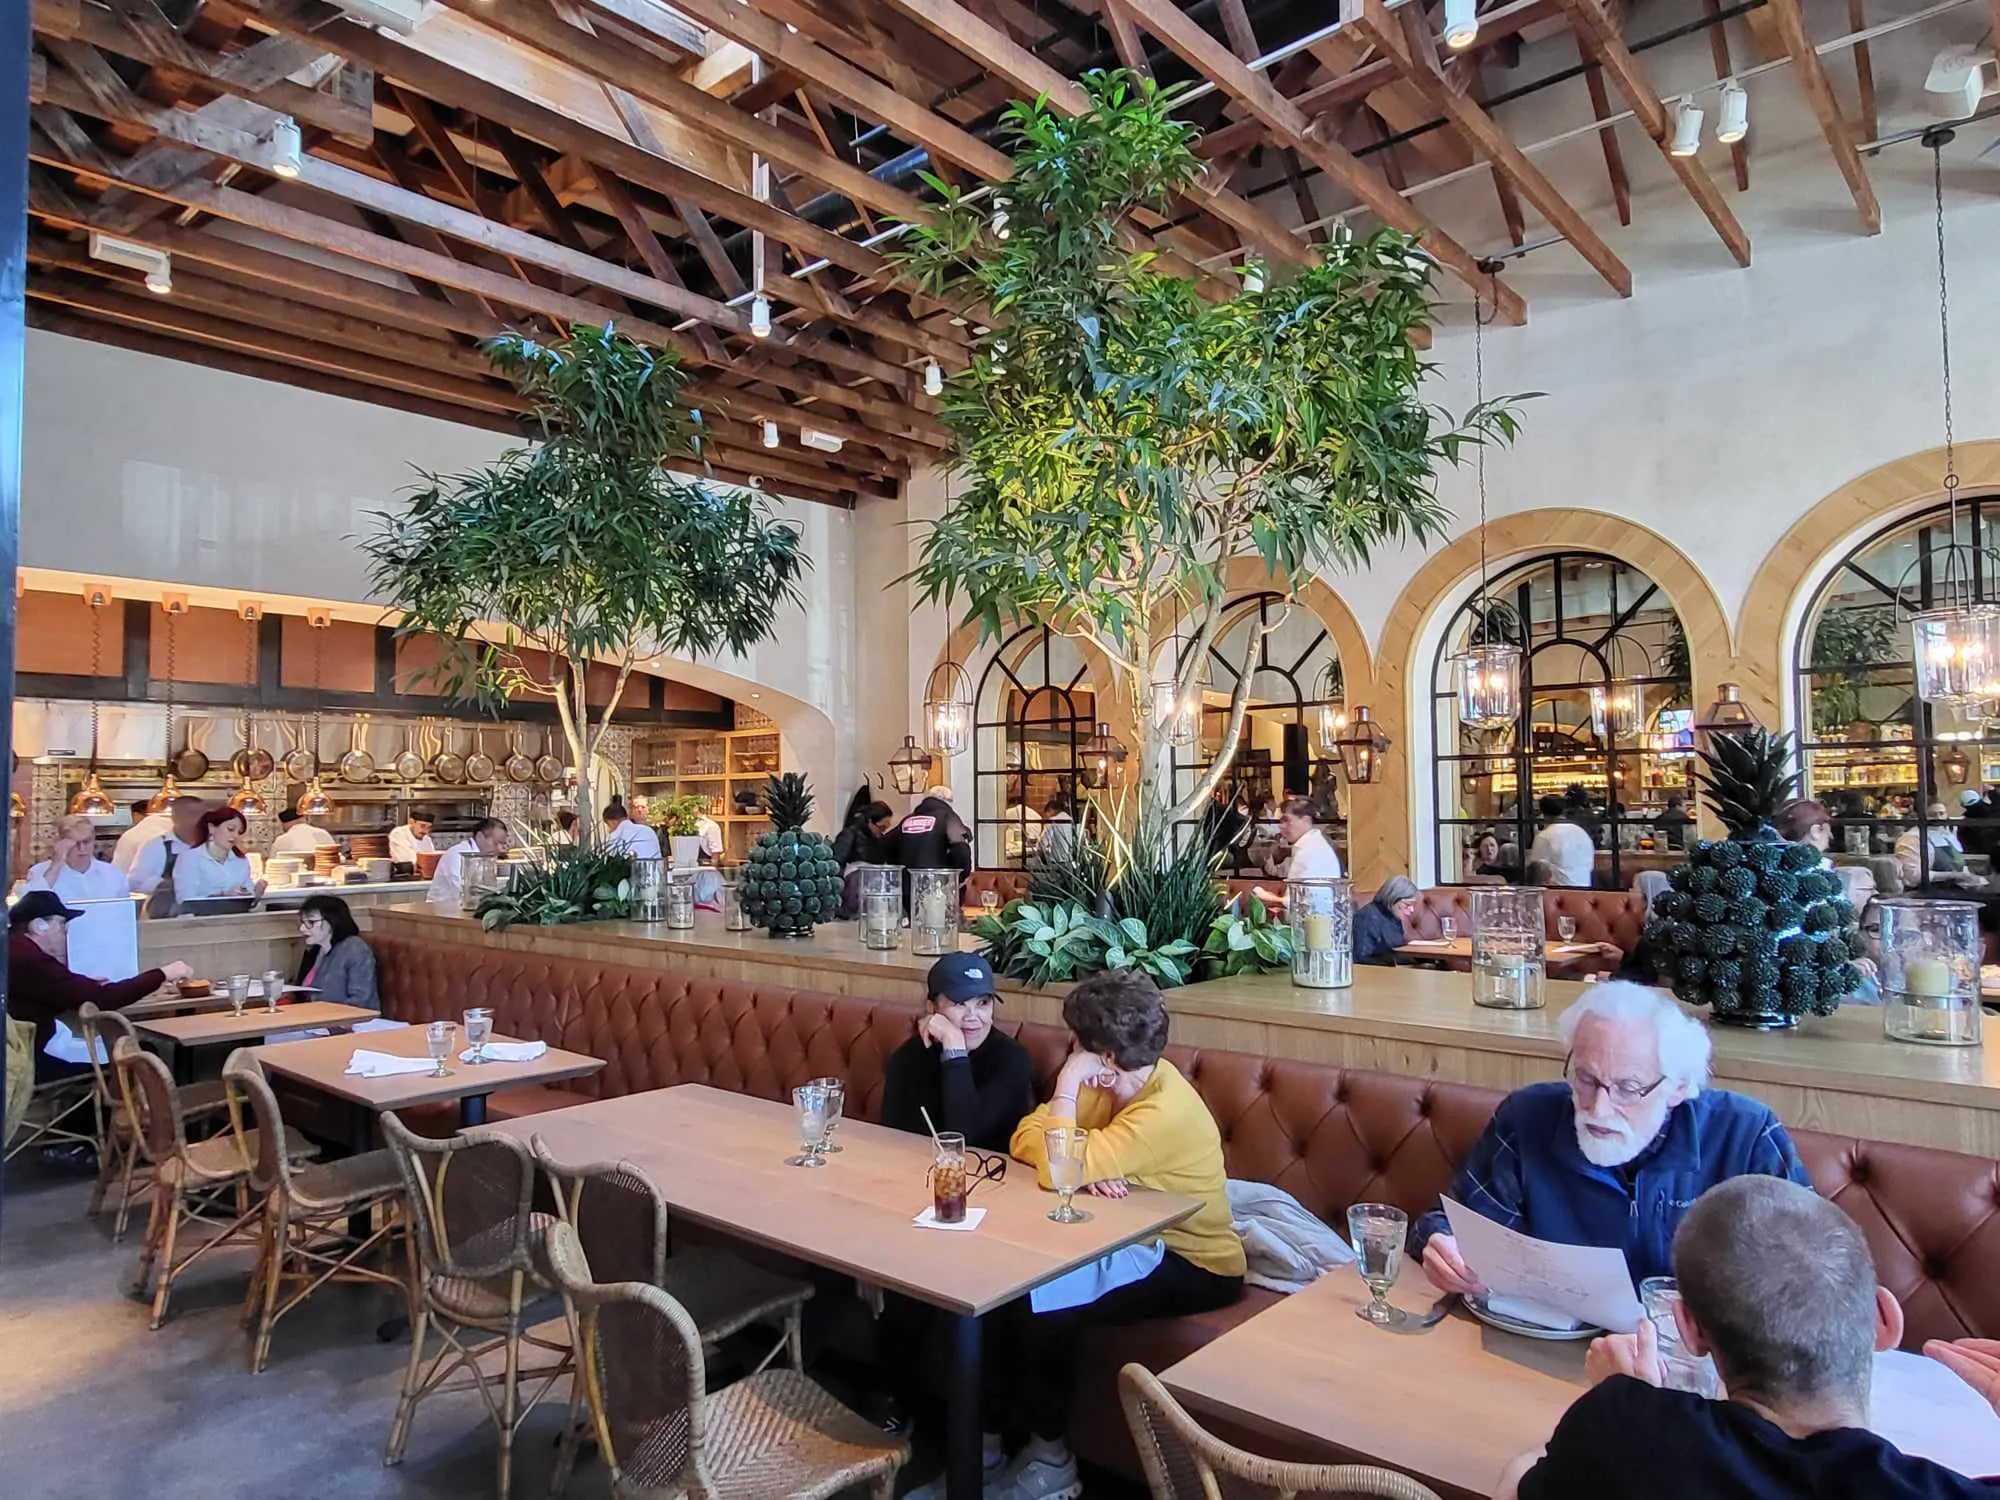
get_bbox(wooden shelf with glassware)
[632,717,783,861]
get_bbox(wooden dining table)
[493,1084,1201,1500]
[134,1002,383,1082]
[1160,1264,1586,1499]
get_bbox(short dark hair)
[1062,970,1169,1070]
[129,800,151,821]
[865,800,893,824]
[197,806,246,841]
[1537,795,1565,819]
[602,801,628,823]
[1774,799,1830,843]
[410,807,437,824]
[1277,796,1317,822]
[472,817,507,839]
[278,809,302,825]
[298,894,361,946]
[1674,1176,1877,1405]
[555,810,578,831]
[1522,859,1556,887]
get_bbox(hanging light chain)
[163,601,178,753]
[88,594,103,761]
[1931,134,1964,612]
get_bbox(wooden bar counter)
[369,905,2000,1158]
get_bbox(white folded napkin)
[1402,938,1452,948]
[1484,1293,1584,1330]
[264,1028,332,1046]
[913,1207,986,1233]
[460,1039,547,1063]
[352,1018,410,1034]
[345,1049,439,1079]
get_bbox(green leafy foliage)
[994,901,1108,987]
[1201,896,1295,978]
[1105,813,1226,947]
[891,70,1528,829]
[360,324,810,829]
[741,773,839,936]
[1809,604,1899,731]
[648,792,711,836]
[1089,913,1200,987]
[477,845,634,931]
[1691,729,1801,840]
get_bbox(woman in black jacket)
[832,800,894,870]
[879,952,1034,1152]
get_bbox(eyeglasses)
[1564,1055,1667,1105]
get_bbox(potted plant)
[650,792,712,868]
[894,70,1525,836]
[362,324,809,839]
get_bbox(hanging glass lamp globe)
[1911,604,2000,710]
[1151,633,1207,748]
[1078,722,1128,790]
[1452,642,1521,731]
[887,734,934,796]
[1311,662,1348,754]
[1333,707,1392,786]
[1590,680,1643,741]
[923,661,973,756]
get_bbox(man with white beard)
[1412,982,1808,1293]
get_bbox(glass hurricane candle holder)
[458,855,499,912]
[663,869,696,930]
[911,867,960,956]
[629,857,667,922]
[1879,897,1982,1047]
[720,871,753,932]
[856,864,902,949]
[1471,885,1547,1010]
[1287,878,1353,990]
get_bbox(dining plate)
[1463,1292,1603,1342]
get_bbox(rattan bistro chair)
[79,1003,227,1240]
[532,1143,813,1371]
[222,1050,412,1373]
[1118,1365,1444,1500]
[381,1114,571,1499]
[113,1038,317,1330]
[545,1222,907,1500]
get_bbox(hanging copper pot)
[464,726,496,785]
[533,725,564,785]
[339,718,378,784]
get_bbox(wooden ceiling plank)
[1110,0,1526,321]
[1348,0,1630,297]
[1765,0,1878,233]
[1098,0,1153,79]
[1559,0,1749,265]
[1579,52,1631,227]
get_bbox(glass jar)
[458,854,499,913]
[855,864,902,948]
[663,869,695,929]
[1287,877,1352,989]
[910,867,960,956]
[1879,897,1982,1047]
[629,857,667,922]
[1471,885,1546,1010]
[720,870,753,932]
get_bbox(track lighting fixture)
[991,203,1009,239]
[923,359,942,397]
[1443,0,1479,51]
[1715,79,1748,144]
[268,114,303,178]
[761,419,779,449]
[145,261,172,295]
[749,294,772,338]
[1669,96,1704,158]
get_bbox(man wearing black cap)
[881,952,1035,1152]
[8,891,190,1079]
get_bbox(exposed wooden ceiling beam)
[1110,0,1526,322]
[1579,52,1631,227]
[1346,0,1631,297]
[1699,0,1750,192]
[1558,0,1750,266]
[1098,0,1153,79]
[1765,0,1878,234]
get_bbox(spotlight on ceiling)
[800,429,845,454]
[88,232,172,295]
[1715,79,1748,144]
[268,114,303,178]
[1926,45,1996,120]
[991,203,1009,239]
[761,419,779,449]
[923,359,943,397]
[748,293,772,338]
[1669,96,1704,158]
[1442,0,1479,51]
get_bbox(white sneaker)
[991,1447,1083,1500]
[902,1453,1007,1499]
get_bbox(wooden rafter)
[1765,0,1879,233]
[1699,0,1750,191]
[1579,51,1632,227]
[1558,0,1750,266]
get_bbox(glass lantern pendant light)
[1590,680,1642,741]
[1449,261,1522,732]
[1312,661,1348,754]
[1078,722,1128,790]
[1910,128,2000,709]
[70,587,117,817]
[1151,613,1207,749]
[923,660,973,757]
[1333,707,1392,786]
[887,734,934,796]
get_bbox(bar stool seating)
[544,1221,907,1500]
[221,1049,412,1372]
[1118,1364,1442,1500]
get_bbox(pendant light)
[923,660,973,757]
[1694,682,1762,752]
[1333,706,1393,786]
[69,587,116,817]
[1450,261,1523,733]
[297,613,334,817]
[228,603,269,816]
[1312,662,1349,754]
[888,734,935,796]
[1907,128,2000,709]
[1590,641,1643,742]
[146,597,186,813]
[1078,722,1128,790]
[1150,605,1207,749]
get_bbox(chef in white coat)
[388,808,437,866]
[269,809,336,858]
[602,801,663,860]
[426,817,511,910]
[18,815,130,903]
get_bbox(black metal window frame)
[972,625,1089,869]
[1430,551,1692,888]
[1791,497,1998,886]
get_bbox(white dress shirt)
[24,857,132,903]
[270,822,336,857]
[125,833,193,896]
[388,825,437,864]
[173,845,257,903]
[427,838,480,909]
[112,813,173,876]
[696,817,724,859]
[604,820,663,860]
[1527,821,1598,887]
[1285,826,1344,880]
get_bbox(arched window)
[971,627,1097,868]
[1794,498,1997,886]
[1431,552,1694,888]
[1168,592,1345,871]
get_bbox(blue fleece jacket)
[1411,1081,1809,1284]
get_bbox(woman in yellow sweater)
[996,970,1244,1500]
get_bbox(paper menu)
[1871,1350,2000,1479]
[1441,1197,1644,1333]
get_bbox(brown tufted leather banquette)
[371,929,2000,1476]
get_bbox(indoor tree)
[895,70,1524,831]
[362,324,809,832]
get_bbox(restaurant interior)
[8,0,2000,1495]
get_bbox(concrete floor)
[0,1158,593,1500]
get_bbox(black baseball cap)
[278,809,302,825]
[10,891,86,927]
[927,952,999,1004]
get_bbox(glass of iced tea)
[930,1132,970,1222]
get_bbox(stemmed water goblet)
[426,1020,456,1079]
[1045,1126,1091,1224]
[1347,1203,1410,1326]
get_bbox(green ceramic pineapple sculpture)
[1644,728,1860,1028]
[741,772,841,938]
